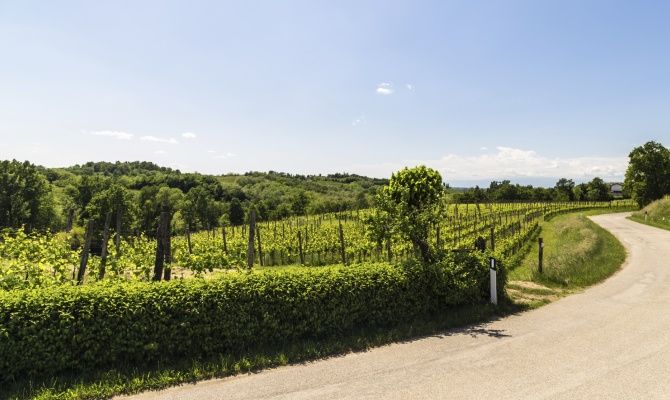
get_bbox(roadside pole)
[490,257,497,305]
[538,238,544,274]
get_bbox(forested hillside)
[3,160,386,235]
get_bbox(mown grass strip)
[509,211,626,288]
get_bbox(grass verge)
[628,215,670,231]
[1,301,523,400]
[507,211,626,304]
[627,196,670,231]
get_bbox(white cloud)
[480,146,488,151]
[140,136,178,144]
[214,152,237,159]
[89,130,134,140]
[154,150,167,155]
[351,146,628,182]
[181,132,197,139]
[352,115,366,126]
[207,150,216,154]
[405,83,414,91]
[376,82,394,95]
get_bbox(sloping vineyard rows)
[0,200,634,289]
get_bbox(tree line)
[452,176,617,203]
[0,161,383,239]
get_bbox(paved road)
[120,213,670,400]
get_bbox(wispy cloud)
[405,83,414,91]
[214,152,237,159]
[154,150,167,155]
[376,82,394,95]
[351,147,628,182]
[480,146,488,151]
[140,136,179,144]
[89,130,134,140]
[181,132,197,139]
[352,115,366,126]
[206,150,216,154]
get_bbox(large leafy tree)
[0,160,56,230]
[585,177,612,201]
[85,184,137,235]
[373,165,444,264]
[182,186,223,230]
[554,178,576,201]
[137,186,184,235]
[228,198,245,226]
[625,141,670,207]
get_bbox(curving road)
[120,213,670,400]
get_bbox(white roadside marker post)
[490,257,497,305]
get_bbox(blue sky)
[1,0,668,186]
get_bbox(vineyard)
[0,200,634,290]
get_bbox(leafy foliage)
[374,166,444,263]
[625,141,670,207]
[0,255,497,382]
[0,160,57,230]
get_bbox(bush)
[0,254,502,382]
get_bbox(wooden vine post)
[163,212,173,281]
[297,230,305,265]
[338,221,346,265]
[115,208,123,257]
[490,226,495,252]
[153,211,167,281]
[257,224,264,266]
[98,212,112,280]
[65,208,75,232]
[77,219,94,285]
[247,209,256,269]
[222,226,228,253]
[386,238,393,262]
[186,227,193,255]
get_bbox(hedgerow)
[0,252,503,383]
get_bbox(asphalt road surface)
[120,213,670,400]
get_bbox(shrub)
[0,254,502,382]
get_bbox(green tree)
[291,191,310,216]
[228,198,245,226]
[625,141,670,207]
[85,184,137,236]
[0,160,56,230]
[554,178,576,201]
[585,177,612,201]
[373,165,444,264]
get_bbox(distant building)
[610,183,623,197]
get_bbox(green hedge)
[0,252,503,382]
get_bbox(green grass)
[1,301,523,400]
[509,211,626,287]
[628,196,670,231]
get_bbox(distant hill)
[41,161,388,220]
